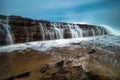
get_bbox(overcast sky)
[0,0,120,30]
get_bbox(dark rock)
[106,45,112,48]
[9,15,50,26]
[71,42,81,45]
[72,73,81,80]
[58,67,69,74]
[39,73,59,80]
[73,65,83,71]
[88,49,96,54]
[0,15,7,19]
[82,71,101,80]
[15,72,30,78]
[50,73,59,80]
[40,64,49,73]
[0,26,7,45]
[55,60,64,68]
[7,76,15,80]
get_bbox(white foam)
[100,25,120,35]
[0,37,93,53]
[0,35,120,53]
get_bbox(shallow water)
[0,35,120,53]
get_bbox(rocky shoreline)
[0,48,102,80]
[0,35,120,80]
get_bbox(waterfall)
[38,23,85,40]
[96,27,101,35]
[37,22,108,40]
[0,18,109,46]
[51,23,64,39]
[91,28,95,36]
[67,24,83,38]
[0,17,14,44]
[39,23,45,40]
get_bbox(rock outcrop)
[1,43,120,80]
[0,15,108,46]
[0,48,102,80]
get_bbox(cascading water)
[0,16,109,46]
[67,24,83,38]
[37,22,107,40]
[39,23,45,40]
[51,23,64,39]
[0,17,14,45]
[100,25,120,35]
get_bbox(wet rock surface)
[0,43,120,80]
[38,60,101,80]
[0,54,13,80]
[0,49,53,80]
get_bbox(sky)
[0,0,120,30]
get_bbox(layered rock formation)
[0,15,108,46]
